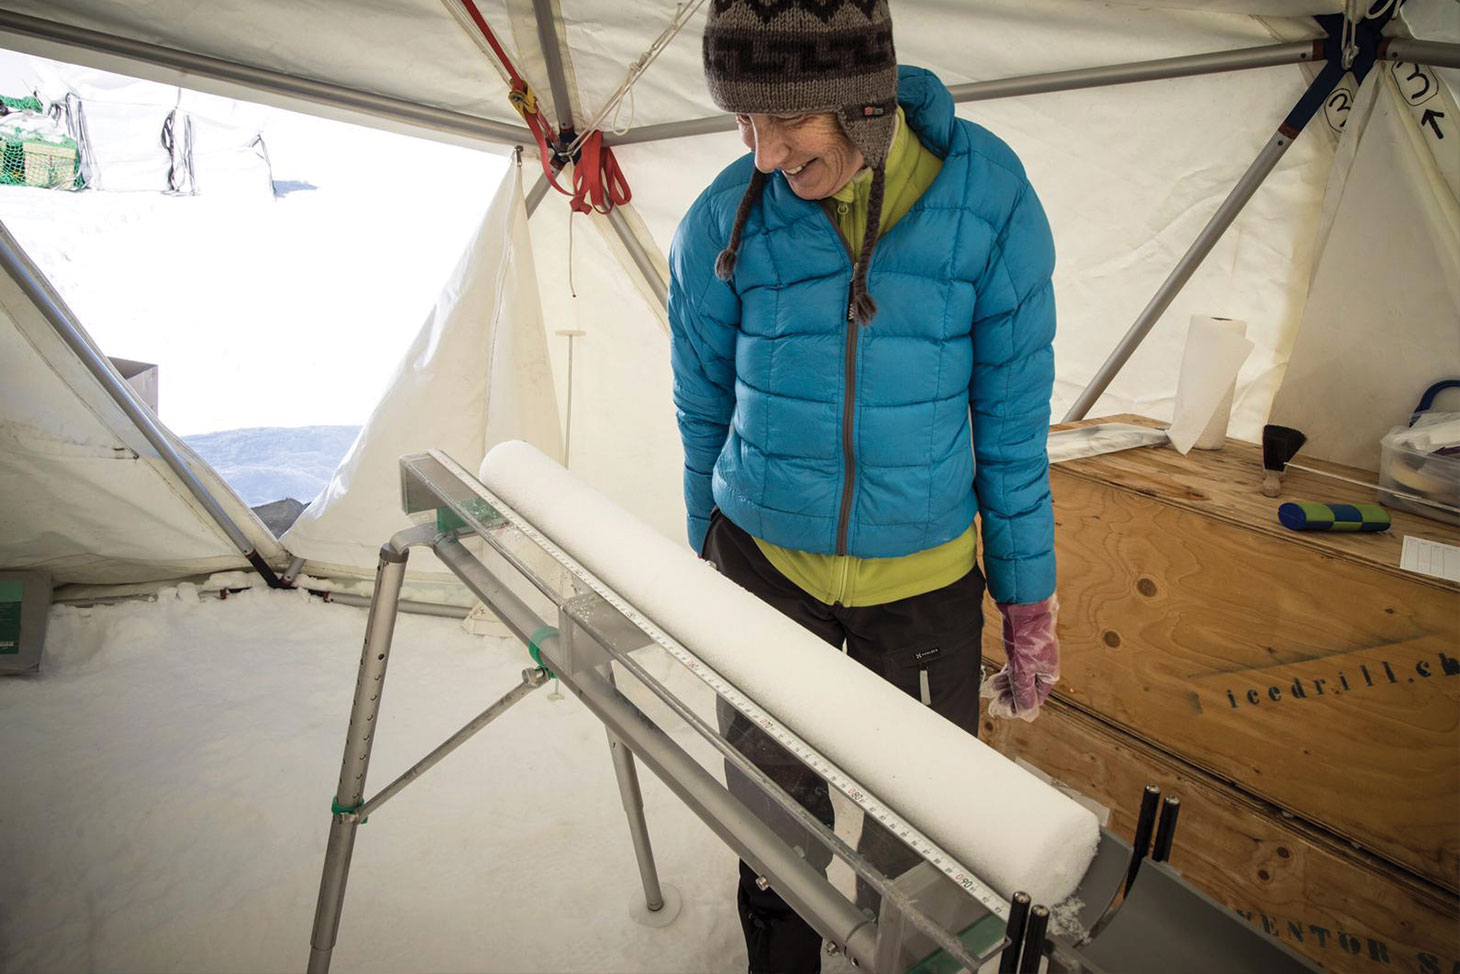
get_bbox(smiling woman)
[672,2,1062,969]
[733,111,866,201]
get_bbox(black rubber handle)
[1018,905,1050,974]
[1125,784,1162,894]
[999,892,1032,974]
[1152,796,1182,863]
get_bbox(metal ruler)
[443,460,1012,923]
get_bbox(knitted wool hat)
[703,0,898,325]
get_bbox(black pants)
[701,510,985,974]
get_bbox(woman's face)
[736,112,865,200]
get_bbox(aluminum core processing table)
[305,448,1324,974]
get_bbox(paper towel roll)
[1167,316,1254,454]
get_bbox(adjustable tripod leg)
[309,811,363,974]
[308,543,411,974]
[608,728,666,912]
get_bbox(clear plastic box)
[1378,414,1460,525]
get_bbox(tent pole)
[0,9,533,149]
[609,41,1319,145]
[282,556,308,586]
[0,221,286,589]
[612,115,737,145]
[605,206,669,309]
[525,173,551,216]
[520,0,669,312]
[531,0,577,132]
[1063,47,1360,422]
[524,0,673,313]
[945,41,1319,103]
[1380,39,1460,70]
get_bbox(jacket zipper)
[823,203,860,558]
[836,277,858,556]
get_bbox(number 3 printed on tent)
[1392,61,1448,144]
[1392,61,1439,106]
[1324,76,1358,133]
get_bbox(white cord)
[567,209,577,299]
[609,86,637,137]
[567,0,709,153]
[1341,0,1402,70]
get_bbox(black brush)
[1262,424,1307,497]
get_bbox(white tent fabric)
[524,199,684,543]
[281,163,562,578]
[0,2,1350,139]
[0,250,287,584]
[0,0,1454,585]
[1269,64,1460,470]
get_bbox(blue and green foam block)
[1277,502,1391,532]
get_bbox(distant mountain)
[250,498,308,538]
[184,425,361,507]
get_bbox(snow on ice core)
[479,440,1100,907]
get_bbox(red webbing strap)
[570,132,632,215]
[453,0,633,214]
[510,80,578,198]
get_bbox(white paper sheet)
[1400,535,1460,582]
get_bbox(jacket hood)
[895,65,957,159]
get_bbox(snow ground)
[0,585,790,974]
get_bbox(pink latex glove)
[981,595,1060,721]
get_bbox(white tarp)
[281,163,562,577]
[175,89,275,198]
[0,245,286,584]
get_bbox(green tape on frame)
[907,913,1007,974]
[0,580,23,654]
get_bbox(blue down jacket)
[668,66,1056,605]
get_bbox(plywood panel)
[984,417,1460,890]
[1053,415,1460,562]
[983,700,1460,974]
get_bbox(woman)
[668,2,1061,970]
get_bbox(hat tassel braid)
[715,168,767,282]
[849,164,885,326]
[719,163,885,327]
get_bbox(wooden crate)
[982,699,1460,974]
[982,416,1460,891]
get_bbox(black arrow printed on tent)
[1421,109,1445,139]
